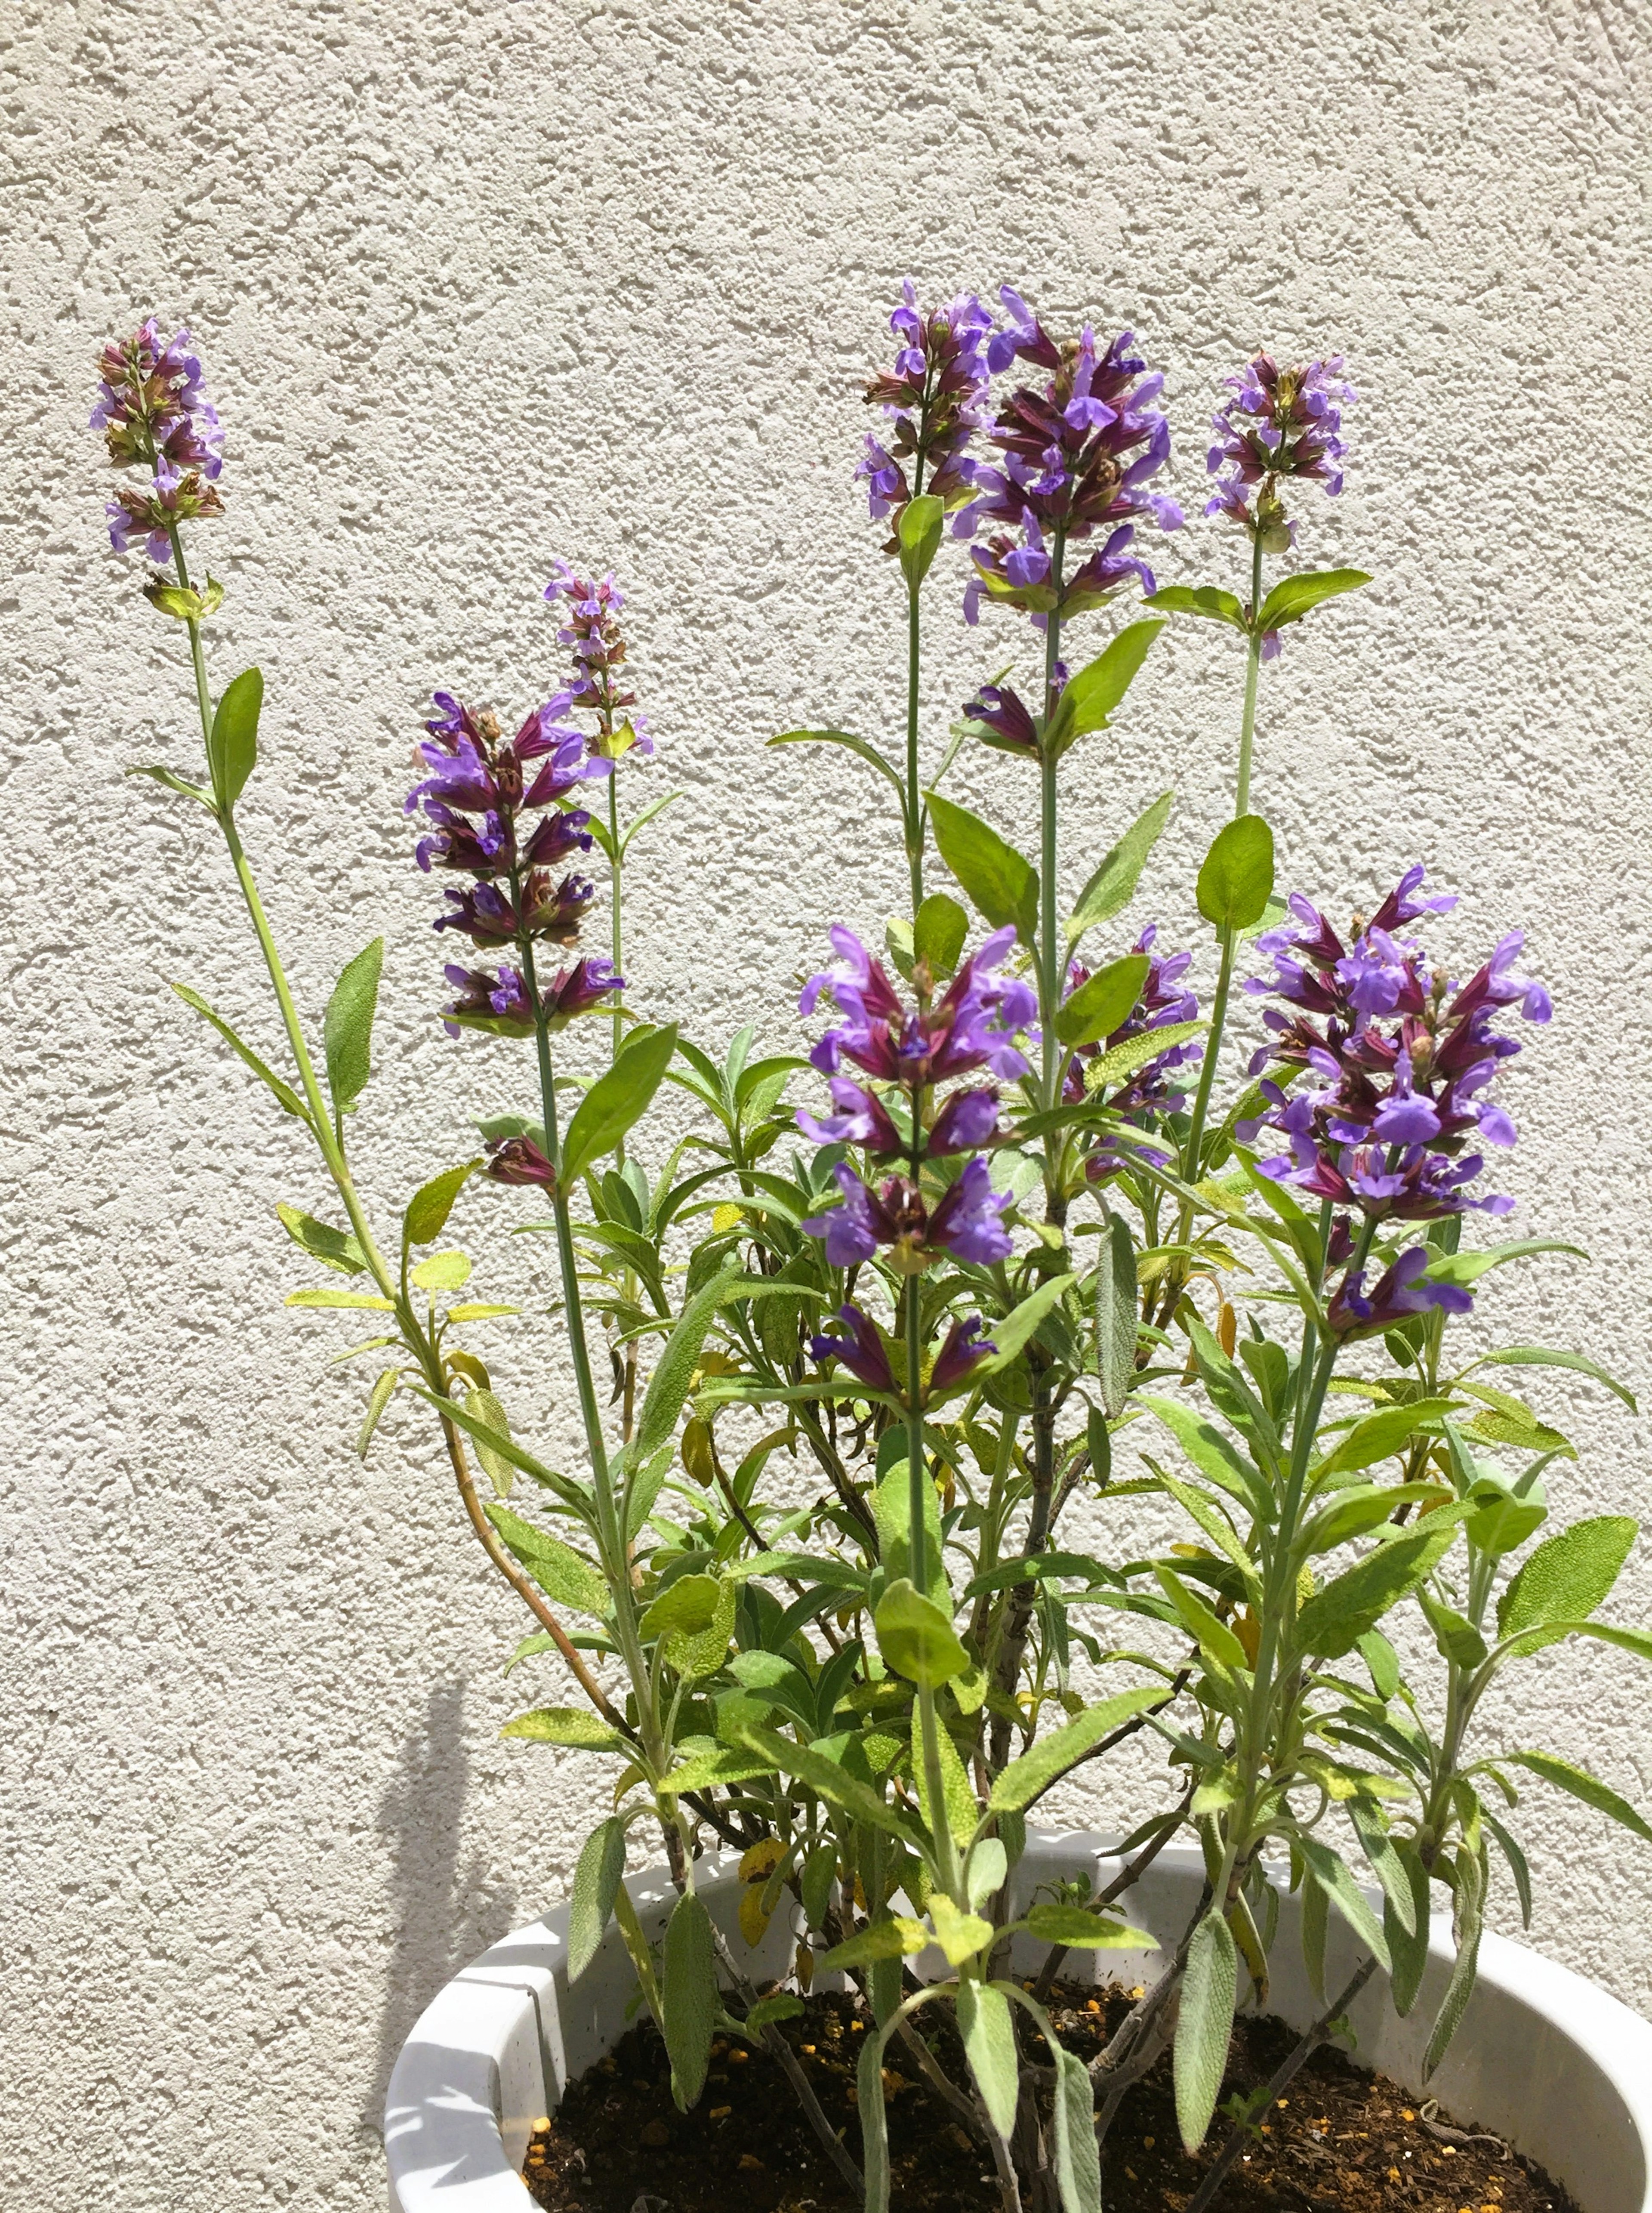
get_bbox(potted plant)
[92,290,1652,2213]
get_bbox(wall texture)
[2,1,1648,2206]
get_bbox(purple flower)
[433,870,593,948]
[1205,351,1356,543]
[962,681,1042,758]
[1240,869,1547,1222]
[543,565,654,759]
[859,281,995,535]
[484,1133,558,1188]
[802,1158,1012,1274]
[959,299,1181,631]
[803,925,1034,1088]
[441,956,625,1039]
[795,1077,904,1155]
[1056,928,1202,1184]
[929,1315,996,1396]
[927,1087,1003,1155]
[809,1303,897,1395]
[1326,1247,1473,1339]
[92,322,226,562]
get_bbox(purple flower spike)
[809,1303,898,1395]
[929,1315,996,1396]
[93,321,226,564]
[1327,1247,1473,1339]
[543,564,654,760]
[803,923,1033,1090]
[795,1077,904,1157]
[860,282,995,539]
[1241,868,1548,1226]
[1205,350,1356,549]
[959,302,1180,632]
[802,1165,888,1269]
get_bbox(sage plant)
[99,297,1650,2213]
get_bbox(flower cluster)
[1239,866,1550,1227]
[797,926,1031,1392]
[91,320,225,561]
[809,1303,994,1400]
[1205,352,1354,543]
[406,693,620,1043]
[959,290,1182,630]
[858,282,995,536]
[1060,928,1203,1182]
[543,564,654,760]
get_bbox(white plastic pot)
[384,1832,1652,2213]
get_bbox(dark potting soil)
[519,1982,1581,2213]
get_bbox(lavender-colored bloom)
[1240,868,1547,1222]
[543,564,654,759]
[803,924,1034,1088]
[959,297,1182,631]
[926,1156,1014,1265]
[1326,1247,1473,1338]
[929,1314,996,1395]
[92,320,225,560]
[445,955,625,1040]
[809,1303,897,1395]
[927,1087,1002,1155]
[962,680,1042,758]
[860,281,994,535]
[802,1164,888,1269]
[1205,351,1356,541]
[795,1077,904,1156]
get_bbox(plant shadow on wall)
[90,293,1649,2213]
[362,1679,519,2137]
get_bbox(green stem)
[1179,924,1235,1199]
[1037,534,1067,1117]
[906,583,924,914]
[1234,529,1266,818]
[903,1266,960,1901]
[607,774,624,1070]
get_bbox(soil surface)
[520,1982,1580,2213]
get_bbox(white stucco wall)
[3,1,1649,2205]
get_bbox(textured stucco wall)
[3,1,1649,2205]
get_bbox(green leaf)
[913,892,968,978]
[1140,1395,1264,1516]
[1480,1808,1532,1931]
[1300,1855,1328,2000]
[410,1248,472,1291]
[1049,2035,1102,2213]
[323,938,384,1116]
[818,1914,929,1971]
[1174,1908,1238,2152]
[1065,790,1174,947]
[1095,1215,1137,1420]
[1475,1346,1637,1413]
[1024,1903,1155,1948]
[1421,1238,1587,1289]
[1357,1628,1400,1700]
[1293,1519,1458,1658]
[1043,620,1164,762]
[1497,1516,1637,1640]
[742,1991,805,2036]
[875,1577,969,1688]
[1298,1833,1390,1968]
[128,762,214,807]
[766,728,907,806]
[897,492,946,589]
[1423,1844,1484,2080]
[1155,1565,1248,1674]
[404,1161,478,1250]
[1056,954,1151,1049]
[172,983,308,1120]
[1544,1620,1652,1665]
[1385,1840,1433,2016]
[356,1367,398,1458]
[928,1891,994,1965]
[465,1386,515,1495]
[501,1706,623,1750]
[663,1744,776,1793]
[989,1686,1165,1811]
[561,1024,679,1188]
[1506,1750,1652,1843]
[567,1817,627,1981]
[1346,1796,1416,1938]
[974,1274,1077,1379]
[1313,1399,1457,1478]
[486,1506,609,1616]
[618,788,682,860]
[1255,568,1371,633]
[276,1202,366,1275]
[926,790,1039,947]
[285,1287,394,1310]
[731,1722,917,1846]
[634,1267,815,1459]
[662,1890,718,2111]
[1196,814,1275,932]
[957,1981,1018,2143]
[640,1573,723,1641]
[1145,584,1247,631]
[208,665,262,809]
